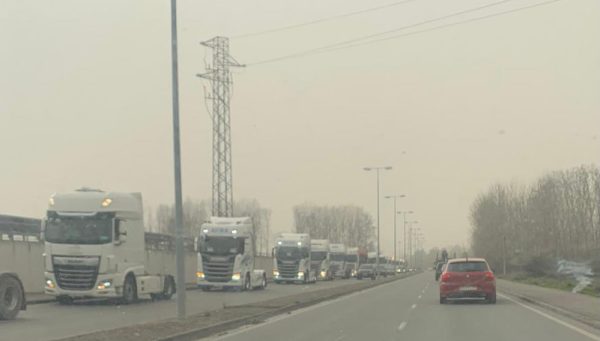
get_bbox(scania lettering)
[196,217,267,291]
[43,188,176,304]
[272,233,316,284]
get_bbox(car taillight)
[441,273,451,282]
[484,271,495,281]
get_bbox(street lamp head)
[384,166,393,170]
[363,167,372,171]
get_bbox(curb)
[157,273,419,341]
[500,289,600,330]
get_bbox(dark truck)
[0,272,26,320]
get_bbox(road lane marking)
[210,277,414,340]
[418,295,422,299]
[397,321,407,331]
[499,294,600,341]
[411,304,417,309]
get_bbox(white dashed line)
[397,321,408,331]
[411,304,417,309]
[418,295,422,299]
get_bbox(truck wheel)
[56,295,73,305]
[122,274,137,304]
[161,276,175,300]
[243,274,251,291]
[0,276,24,320]
[260,274,267,290]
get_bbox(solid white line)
[499,294,600,341]
[411,304,417,309]
[397,321,407,331]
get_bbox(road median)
[54,273,419,341]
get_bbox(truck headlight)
[320,271,326,278]
[297,272,304,279]
[351,270,357,276]
[232,272,241,281]
[45,279,55,289]
[196,271,205,279]
[273,270,279,277]
[97,279,112,290]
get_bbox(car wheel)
[440,296,446,304]
[487,293,496,304]
[0,276,24,320]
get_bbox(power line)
[247,0,561,66]
[231,0,419,39]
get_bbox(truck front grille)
[54,264,99,291]
[277,261,299,278]
[201,255,234,282]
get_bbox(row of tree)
[293,204,375,249]
[146,198,272,256]
[470,165,600,272]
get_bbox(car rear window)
[447,261,488,272]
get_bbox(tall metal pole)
[376,169,380,271]
[170,0,186,319]
[393,197,397,261]
[403,213,407,262]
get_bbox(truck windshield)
[311,251,327,261]
[330,254,345,262]
[200,237,244,255]
[345,255,357,262]
[45,215,112,245]
[276,247,307,260]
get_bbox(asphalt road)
[208,272,600,341]
[0,278,361,341]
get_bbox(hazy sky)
[1,0,599,257]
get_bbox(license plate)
[459,286,477,291]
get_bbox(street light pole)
[385,195,406,261]
[364,166,392,272]
[169,0,186,319]
[397,210,413,263]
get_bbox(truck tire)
[161,276,175,300]
[259,274,267,290]
[121,274,137,304]
[243,273,251,291]
[0,276,24,320]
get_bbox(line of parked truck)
[0,188,408,320]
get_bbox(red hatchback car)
[439,258,496,304]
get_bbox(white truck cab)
[43,188,175,304]
[196,217,267,291]
[272,233,316,284]
[345,247,360,278]
[329,243,347,279]
[310,239,331,280]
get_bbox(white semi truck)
[43,188,176,304]
[196,217,267,291]
[310,239,332,280]
[329,243,347,279]
[272,233,316,284]
[345,247,360,278]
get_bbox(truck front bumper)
[44,272,120,298]
[197,278,243,288]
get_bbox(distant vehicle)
[366,251,377,264]
[345,247,360,278]
[329,243,347,279]
[356,264,377,280]
[44,189,176,304]
[439,258,496,304]
[197,217,267,291]
[272,233,316,284]
[435,262,446,281]
[311,239,332,280]
[0,272,26,320]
